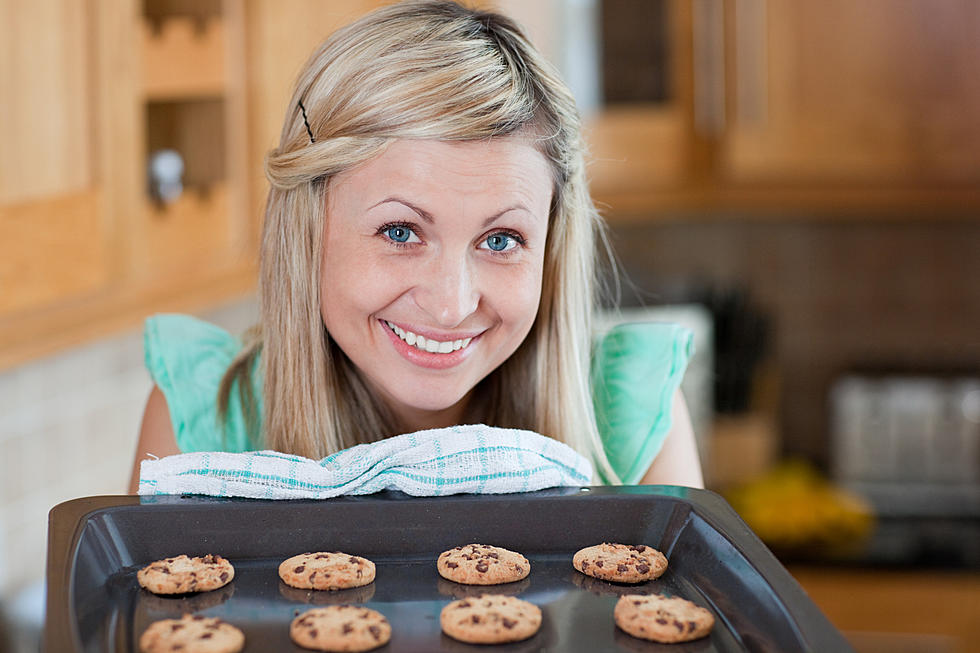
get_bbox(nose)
[414,252,479,328]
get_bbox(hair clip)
[298,99,315,144]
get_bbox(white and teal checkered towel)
[138,424,593,499]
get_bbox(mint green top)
[144,313,693,484]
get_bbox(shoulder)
[143,314,258,453]
[591,321,695,484]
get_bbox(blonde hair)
[219,0,619,482]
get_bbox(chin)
[384,382,472,421]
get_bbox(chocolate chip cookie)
[614,593,714,643]
[572,543,667,583]
[279,552,376,591]
[139,613,244,653]
[290,606,391,652]
[137,554,235,595]
[440,594,542,644]
[437,544,530,585]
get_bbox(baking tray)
[44,486,853,652]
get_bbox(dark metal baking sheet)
[44,486,853,652]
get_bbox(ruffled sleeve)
[591,322,694,484]
[144,314,259,453]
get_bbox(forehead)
[329,137,554,208]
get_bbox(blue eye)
[484,233,514,252]
[383,225,416,243]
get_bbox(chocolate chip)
[315,554,328,559]
[656,618,668,625]
[170,624,184,631]
[673,620,684,631]
[309,628,318,638]
[294,565,305,573]
[200,633,213,640]
[458,601,471,608]
[595,560,604,568]
[219,572,228,582]
[502,618,517,629]
[637,564,650,574]
[446,562,458,568]
[471,615,481,624]
[688,621,697,632]
[349,556,359,564]
[617,564,628,572]
[476,561,489,573]
[514,565,523,574]
[343,622,353,634]
[369,625,381,640]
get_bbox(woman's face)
[320,138,552,431]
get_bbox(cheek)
[491,263,544,332]
[319,243,394,327]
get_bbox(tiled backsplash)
[609,217,980,467]
[0,297,259,601]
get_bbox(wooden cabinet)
[789,566,980,653]
[569,0,980,215]
[0,1,110,317]
[0,0,255,369]
[719,0,980,186]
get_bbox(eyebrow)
[370,197,530,228]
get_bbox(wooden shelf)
[0,262,256,371]
[592,184,980,222]
[141,15,226,100]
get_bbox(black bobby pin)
[298,99,315,144]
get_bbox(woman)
[129,0,703,493]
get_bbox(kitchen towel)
[138,424,593,499]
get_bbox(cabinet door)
[0,0,111,316]
[721,0,980,185]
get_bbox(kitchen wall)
[0,297,258,629]
[609,215,980,468]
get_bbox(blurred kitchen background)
[1,1,978,651]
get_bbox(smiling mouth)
[384,320,473,354]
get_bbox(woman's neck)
[390,393,473,434]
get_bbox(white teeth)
[385,321,474,354]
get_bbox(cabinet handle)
[692,0,727,136]
[733,0,768,127]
